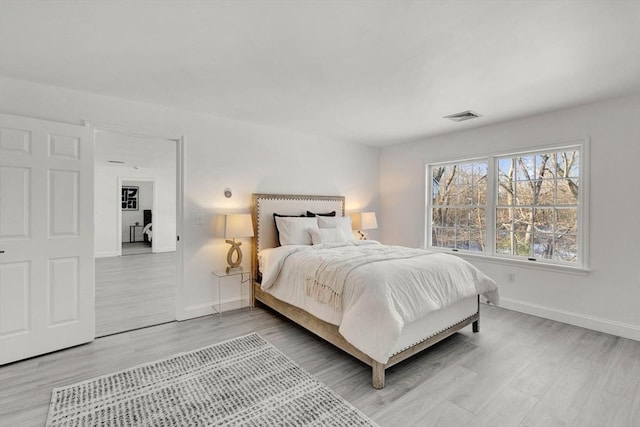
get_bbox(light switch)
[195,213,204,225]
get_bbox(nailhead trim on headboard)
[251,194,345,281]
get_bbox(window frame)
[425,139,589,271]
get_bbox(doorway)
[94,128,179,337]
[121,179,154,256]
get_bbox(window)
[431,160,488,251]
[427,143,585,267]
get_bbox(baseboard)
[152,246,177,253]
[178,297,252,321]
[500,297,640,341]
[95,251,120,258]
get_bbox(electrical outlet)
[507,273,515,283]
[195,213,204,225]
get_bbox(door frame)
[87,120,185,328]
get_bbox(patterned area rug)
[46,333,377,426]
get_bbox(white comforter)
[260,241,499,364]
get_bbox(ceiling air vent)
[444,110,482,122]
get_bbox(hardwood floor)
[95,252,176,337]
[0,305,638,427]
[121,242,152,256]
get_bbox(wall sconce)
[223,213,254,273]
[350,212,378,240]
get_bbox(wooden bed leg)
[372,361,385,389]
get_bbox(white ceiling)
[1,1,639,147]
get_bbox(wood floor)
[121,241,152,256]
[95,252,176,337]
[1,305,638,427]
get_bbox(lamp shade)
[350,212,378,230]
[224,214,254,238]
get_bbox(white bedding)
[259,241,499,363]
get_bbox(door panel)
[0,166,30,238]
[0,113,94,365]
[0,262,30,335]
[48,257,79,325]
[49,169,79,236]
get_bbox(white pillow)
[317,216,354,240]
[275,217,318,245]
[308,227,348,245]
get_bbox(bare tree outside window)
[431,160,487,252]
[496,150,579,262]
[427,145,582,266]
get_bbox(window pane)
[432,227,455,248]
[457,163,473,184]
[534,208,554,233]
[433,207,455,227]
[515,182,534,205]
[458,182,473,205]
[554,234,577,262]
[516,156,535,181]
[495,208,513,254]
[537,179,555,205]
[498,158,514,180]
[473,183,486,205]
[514,208,533,233]
[472,162,488,205]
[470,208,486,230]
[514,232,532,257]
[432,165,456,205]
[497,182,514,206]
[557,179,578,204]
[456,231,470,250]
[536,154,551,176]
[431,208,444,227]
[496,232,512,254]
[456,208,471,228]
[496,207,512,229]
[554,151,579,178]
[533,233,554,259]
[556,208,577,234]
[470,228,485,252]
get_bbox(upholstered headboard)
[251,193,345,280]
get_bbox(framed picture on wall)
[122,186,139,211]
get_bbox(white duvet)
[260,241,499,364]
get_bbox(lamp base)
[226,266,244,274]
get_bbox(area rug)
[46,333,377,426]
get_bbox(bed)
[251,193,498,389]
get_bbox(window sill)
[429,248,591,275]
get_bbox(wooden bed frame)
[250,193,479,389]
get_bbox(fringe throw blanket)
[303,245,435,310]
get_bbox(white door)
[0,113,94,364]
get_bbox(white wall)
[0,76,380,320]
[380,93,640,340]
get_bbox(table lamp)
[224,213,254,273]
[350,212,377,240]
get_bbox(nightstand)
[211,270,252,320]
